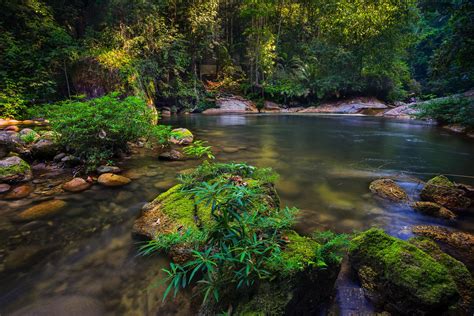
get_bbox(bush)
[416,96,474,128]
[28,93,171,170]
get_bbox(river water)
[1,114,473,315]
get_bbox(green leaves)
[183,140,215,159]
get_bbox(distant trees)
[0,0,472,117]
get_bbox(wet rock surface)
[420,175,471,210]
[97,173,131,187]
[63,178,91,192]
[411,201,456,220]
[169,128,194,145]
[369,179,408,202]
[158,149,184,161]
[15,199,67,222]
[0,156,33,183]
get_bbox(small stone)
[96,165,121,174]
[53,153,66,162]
[63,178,91,192]
[4,184,33,200]
[16,199,67,221]
[159,149,184,161]
[97,173,131,187]
[0,183,11,193]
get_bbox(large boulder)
[0,131,23,157]
[382,103,420,119]
[420,175,471,210]
[169,128,194,145]
[412,201,456,220]
[203,96,258,114]
[0,156,32,183]
[299,97,388,114]
[349,228,462,314]
[369,179,408,202]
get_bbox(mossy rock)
[369,179,408,202]
[0,156,32,183]
[420,175,471,210]
[209,231,340,315]
[349,228,461,314]
[169,128,194,145]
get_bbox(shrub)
[416,96,474,128]
[183,140,215,159]
[28,93,171,170]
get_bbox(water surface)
[1,114,473,314]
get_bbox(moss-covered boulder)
[0,156,32,183]
[369,179,408,202]
[412,201,456,220]
[169,128,194,145]
[420,175,471,210]
[231,231,340,315]
[349,228,461,314]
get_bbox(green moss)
[170,128,193,140]
[350,228,459,307]
[426,175,455,188]
[156,184,199,229]
[0,158,31,178]
[267,230,320,275]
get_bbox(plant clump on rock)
[135,162,348,314]
[0,156,32,183]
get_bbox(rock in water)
[96,165,121,174]
[369,179,408,202]
[97,173,131,186]
[169,128,194,145]
[0,156,32,183]
[4,184,33,199]
[16,199,67,221]
[412,201,456,220]
[62,178,91,192]
[158,149,184,161]
[420,175,471,210]
[349,228,462,314]
[10,296,105,316]
[412,225,474,253]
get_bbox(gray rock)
[32,139,60,159]
[96,165,122,174]
[0,156,33,183]
[159,149,184,161]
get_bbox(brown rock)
[412,201,456,220]
[420,175,471,210]
[63,178,91,192]
[97,173,131,187]
[5,125,20,132]
[412,225,474,253]
[4,184,33,199]
[159,149,184,161]
[17,199,67,221]
[369,179,408,202]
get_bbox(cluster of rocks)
[158,128,195,161]
[369,175,473,220]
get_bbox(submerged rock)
[16,199,67,221]
[96,165,121,174]
[0,156,32,183]
[10,295,105,316]
[4,245,55,272]
[97,173,131,187]
[158,149,184,161]
[420,175,471,210]
[169,128,194,145]
[412,201,456,220]
[349,228,462,314]
[4,184,33,199]
[412,225,474,254]
[63,177,91,192]
[369,179,408,202]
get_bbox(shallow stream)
[1,114,473,315]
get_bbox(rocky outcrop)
[412,201,456,220]
[299,97,388,114]
[420,175,471,210]
[369,179,408,202]
[203,96,258,114]
[169,128,194,145]
[382,103,420,119]
[97,173,131,187]
[0,156,32,183]
[349,228,465,314]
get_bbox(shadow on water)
[1,114,473,314]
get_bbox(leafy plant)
[19,131,39,144]
[416,96,474,128]
[28,93,171,171]
[183,140,215,159]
